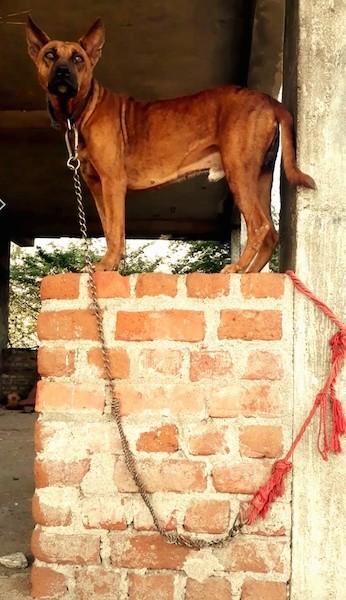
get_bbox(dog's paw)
[93,261,107,272]
[221,263,244,274]
[93,261,115,272]
[93,255,120,272]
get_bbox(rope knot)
[330,328,346,363]
[242,460,292,525]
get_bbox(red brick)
[110,533,191,569]
[82,422,123,454]
[241,579,287,599]
[34,420,51,453]
[212,462,270,494]
[139,349,183,377]
[188,428,229,455]
[218,310,282,340]
[207,384,241,417]
[34,458,90,488]
[184,500,230,534]
[32,493,72,526]
[81,455,118,496]
[115,310,205,342]
[132,504,177,532]
[241,273,285,298]
[92,271,130,297]
[37,347,75,377]
[185,578,232,600]
[115,458,206,493]
[243,351,284,380]
[190,351,232,381]
[37,310,100,341]
[136,273,178,297]
[31,565,67,598]
[75,568,121,600]
[136,424,179,453]
[186,273,230,298]
[252,526,286,537]
[35,421,122,455]
[31,527,101,565]
[40,273,80,300]
[81,496,126,530]
[240,426,283,458]
[208,384,282,419]
[35,380,105,412]
[115,382,205,416]
[240,385,282,417]
[214,538,285,573]
[129,573,174,600]
[88,347,130,379]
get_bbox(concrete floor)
[0,409,36,599]
[0,573,31,600]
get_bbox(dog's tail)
[272,100,316,190]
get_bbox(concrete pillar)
[282,2,346,598]
[0,237,10,345]
[0,238,10,399]
[247,0,285,97]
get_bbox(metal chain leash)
[64,119,246,548]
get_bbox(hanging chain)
[65,120,246,548]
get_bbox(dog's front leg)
[94,176,127,271]
[82,175,126,271]
[80,161,126,271]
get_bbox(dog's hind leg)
[220,160,271,274]
[246,167,279,272]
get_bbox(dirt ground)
[0,408,36,599]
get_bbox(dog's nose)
[55,65,71,78]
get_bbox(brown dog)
[26,16,315,273]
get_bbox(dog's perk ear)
[26,15,50,62]
[78,18,105,67]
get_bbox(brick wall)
[33,272,294,599]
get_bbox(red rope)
[242,270,346,526]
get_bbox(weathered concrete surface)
[282,1,346,598]
[0,411,36,563]
[0,238,10,398]
[0,239,9,343]
[0,411,35,598]
[248,0,285,96]
[0,573,31,600]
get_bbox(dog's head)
[26,16,105,100]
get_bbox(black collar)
[47,82,94,130]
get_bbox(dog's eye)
[44,50,55,60]
[73,54,84,64]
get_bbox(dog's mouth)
[48,79,78,98]
[57,84,68,94]
[48,65,78,98]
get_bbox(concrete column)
[0,238,10,345]
[0,238,10,399]
[281,2,346,598]
[247,0,285,97]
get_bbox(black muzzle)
[48,63,78,98]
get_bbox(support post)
[282,2,346,598]
[0,237,10,399]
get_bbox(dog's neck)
[47,81,94,130]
